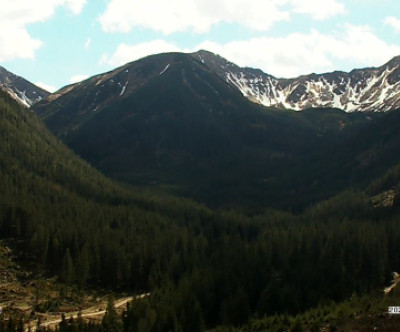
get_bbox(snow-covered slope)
[194,51,400,112]
[0,66,49,107]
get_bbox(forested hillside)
[2,89,400,330]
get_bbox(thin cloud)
[35,81,57,93]
[70,74,89,84]
[67,0,87,15]
[290,0,347,20]
[100,40,181,67]
[85,38,91,50]
[0,0,86,62]
[384,16,400,33]
[99,0,346,34]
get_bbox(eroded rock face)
[0,66,49,107]
[194,51,400,113]
[371,190,397,208]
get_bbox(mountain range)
[4,50,400,112]
[31,50,400,210]
[1,50,400,209]
[195,50,400,112]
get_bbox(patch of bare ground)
[0,241,149,331]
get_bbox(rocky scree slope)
[194,51,400,112]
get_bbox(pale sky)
[1,0,400,92]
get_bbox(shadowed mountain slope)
[33,52,379,209]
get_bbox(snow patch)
[159,64,170,75]
[221,64,400,112]
[119,81,129,96]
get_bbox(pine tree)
[60,248,75,285]
[76,246,90,288]
[102,296,120,332]
[59,313,68,332]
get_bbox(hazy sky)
[1,0,400,92]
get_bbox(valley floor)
[25,294,150,331]
[0,240,149,331]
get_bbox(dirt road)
[25,293,150,331]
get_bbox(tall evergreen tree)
[102,296,120,332]
[60,249,75,285]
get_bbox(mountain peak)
[192,49,216,56]
[384,55,400,68]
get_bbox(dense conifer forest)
[2,89,400,331]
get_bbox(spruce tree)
[60,248,75,285]
[102,296,120,332]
